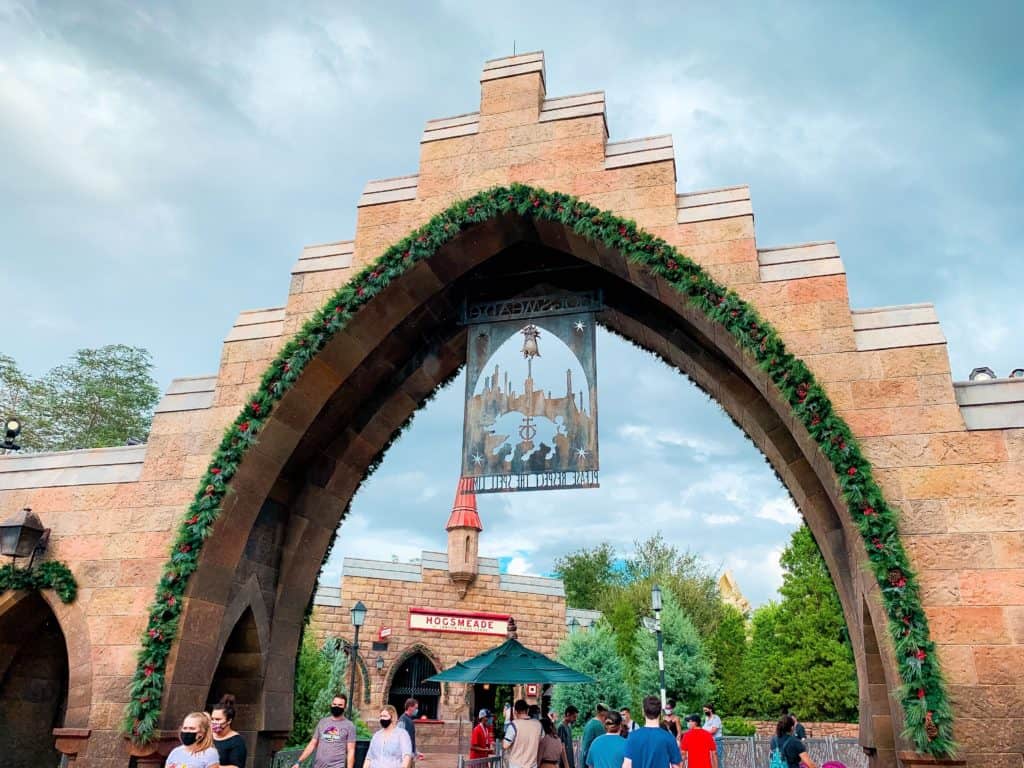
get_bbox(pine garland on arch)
[0,560,78,604]
[122,184,955,756]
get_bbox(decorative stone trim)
[540,91,607,134]
[224,307,286,343]
[357,174,419,207]
[565,607,602,629]
[481,51,545,87]
[499,573,565,597]
[313,584,342,607]
[758,241,844,283]
[292,240,355,274]
[154,376,217,414]
[343,557,422,583]
[677,185,752,224]
[0,444,146,490]
[421,112,480,143]
[852,304,945,352]
[954,378,1024,430]
[604,134,675,171]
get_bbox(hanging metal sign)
[460,291,600,493]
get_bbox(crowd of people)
[162,691,815,768]
[468,698,817,768]
[164,693,422,768]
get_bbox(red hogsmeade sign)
[409,606,511,636]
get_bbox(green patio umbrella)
[426,637,594,684]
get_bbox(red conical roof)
[446,476,482,531]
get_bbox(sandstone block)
[925,606,1010,644]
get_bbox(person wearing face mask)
[210,694,246,768]
[700,704,723,768]
[293,695,356,768]
[165,712,221,768]
[366,705,414,768]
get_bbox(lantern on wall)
[0,508,48,568]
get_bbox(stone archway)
[147,217,916,766]
[0,588,92,764]
[0,591,69,767]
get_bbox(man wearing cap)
[470,709,494,760]
[585,711,627,768]
[680,714,717,768]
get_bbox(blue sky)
[2,1,1021,605]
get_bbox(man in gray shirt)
[293,695,356,768]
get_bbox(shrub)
[722,716,756,736]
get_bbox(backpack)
[769,736,792,768]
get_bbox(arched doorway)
[207,608,262,732]
[0,591,68,768]
[388,652,440,720]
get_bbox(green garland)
[0,560,78,604]
[122,184,954,756]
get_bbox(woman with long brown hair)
[211,694,247,768]
[164,711,220,768]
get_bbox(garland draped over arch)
[0,560,77,604]
[122,185,954,756]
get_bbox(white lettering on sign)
[409,608,510,636]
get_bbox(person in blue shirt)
[586,711,627,768]
[623,696,682,768]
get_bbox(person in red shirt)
[470,709,495,760]
[679,714,718,768]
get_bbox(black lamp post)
[0,508,48,569]
[651,584,666,713]
[349,600,367,713]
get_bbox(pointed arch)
[127,186,953,763]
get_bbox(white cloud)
[618,423,729,460]
[217,17,376,137]
[504,555,535,576]
[755,497,801,526]
[705,513,740,526]
[609,57,895,191]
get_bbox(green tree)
[1,346,160,452]
[0,354,31,419]
[739,526,858,721]
[312,638,350,719]
[633,590,714,712]
[553,543,622,609]
[739,603,784,717]
[289,631,334,746]
[706,604,748,716]
[552,622,631,716]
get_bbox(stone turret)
[446,476,483,597]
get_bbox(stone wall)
[752,721,861,739]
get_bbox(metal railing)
[721,735,867,767]
[273,734,867,768]
[458,756,504,768]
[270,747,309,768]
